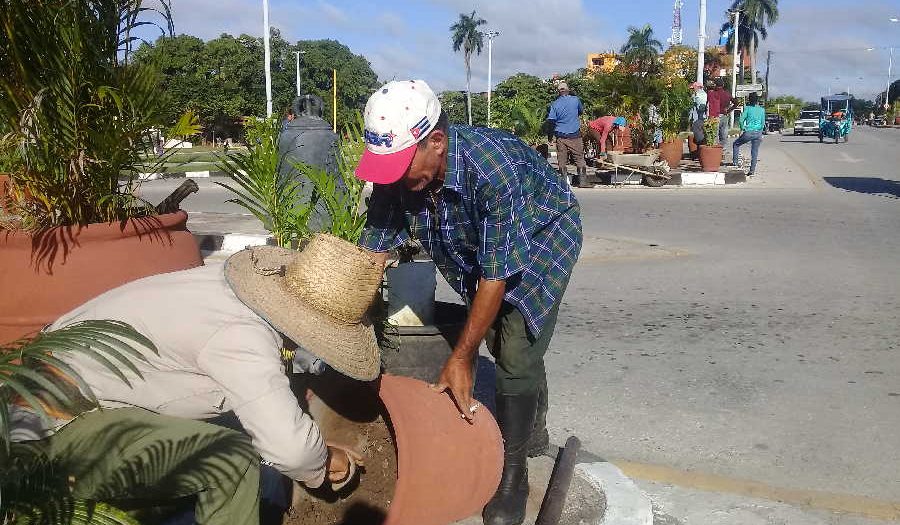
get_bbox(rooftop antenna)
[668,0,684,47]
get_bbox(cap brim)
[355,143,417,184]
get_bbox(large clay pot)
[698,144,723,172]
[0,211,202,344]
[659,139,684,168]
[379,374,503,525]
[688,134,699,155]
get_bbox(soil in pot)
[288,371,398,525]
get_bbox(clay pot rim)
[0,210,189,242]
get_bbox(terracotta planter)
[688,135,699,154]
[659,139,684,168]
[379,374,503,525]
[0,211,202,344]
[612,127,633,153]
[894,116,900,126]
[698,145,723,172]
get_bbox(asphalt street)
[138,126,900,523]
[553,126,900,523]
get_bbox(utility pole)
[262,0,272,117]
[887,47,894,109]
[729,9,740,128]
[696,0,707,84]
[764,50,772,103]
[486,31,500,127]
[294,51,305,97]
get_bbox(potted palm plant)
[0,0,203,344]
[699,116,724,172]
[658,80,692,168]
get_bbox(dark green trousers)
[21,407,261,525]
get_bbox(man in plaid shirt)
[356,80,582,525]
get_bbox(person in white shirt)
[11,234,381,525]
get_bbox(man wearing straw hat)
[355,79,582,525]
[12,235,383,525]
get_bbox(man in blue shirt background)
[547,82,589,188]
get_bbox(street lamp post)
[486,31,500,128]
[697,0,707,84]
[887,47,894,109]
[890,18,898,109]
[262,0,272,117]
[729,9,740,128]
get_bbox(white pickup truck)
[793,110,821,135]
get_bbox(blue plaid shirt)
[359,125,582,337]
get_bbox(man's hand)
[326,444,363,485]
[431,354,476,423]
[430,278,505,423]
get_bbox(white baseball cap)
[355,80,442,184]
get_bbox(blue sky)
[158,0,900,102]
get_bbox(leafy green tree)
[766,95,804,124]
[620,24,663,76]
[450,10,487,125]
[133,32,379,142]
[490,74,554,130]
[439,91,487,127]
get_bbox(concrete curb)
[194,232,269,259]
[577,462,654,525]
[140,171,231,181]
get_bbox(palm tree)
[721,0,778,84]
[450,10,486,125]
[620,24,664,76]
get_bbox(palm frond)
[0,320,157,451]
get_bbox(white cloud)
[758,0,899,101]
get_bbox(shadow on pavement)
[823,177,900,199]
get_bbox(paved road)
[553,127,899,523]
[139,127,900,523]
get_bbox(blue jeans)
[732,131,762,174]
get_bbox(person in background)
[648,103,662,148]
[546,82,588,187]
[587,115,627,156]
[707,78,738,158]
[732,92,765,177]
[689,81,707,154]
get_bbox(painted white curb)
[681,171,725,185]
[577,462,653,525]
[186,170,210,178]
[218,233,268,253]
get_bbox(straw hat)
[224,234,383,381]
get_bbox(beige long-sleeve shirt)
[41,264,327,486]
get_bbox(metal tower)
[668,0,684,47]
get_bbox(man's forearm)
[453,278,506,360]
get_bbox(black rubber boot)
[483,391,539,525]
[526,379,549,457]
[570,172,580,187]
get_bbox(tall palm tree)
[450,10,486,125]
[620,24,663,76]
[721,0,778,84]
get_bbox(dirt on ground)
[286,372,398,525]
